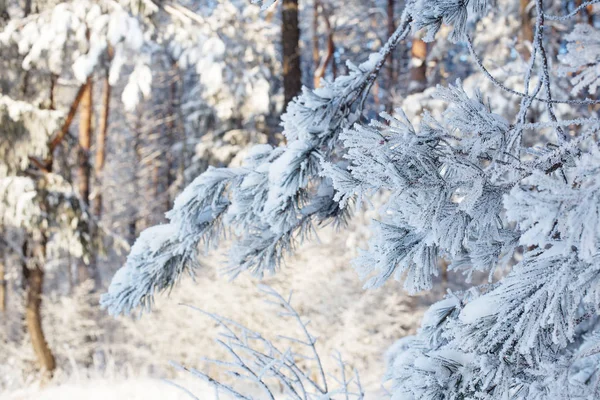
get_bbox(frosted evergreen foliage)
[102,10,414,315]
[0,96,62,176]
[325,83,519,292]
[160,0,279,122]
[0,0,155,111]
[105,1,600,399]
[411,0,492,42]
[0,97,92,269]
[559,23,600,96]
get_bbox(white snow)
[459,294,498,323]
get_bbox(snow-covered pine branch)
[325,82,519,291]
[104,0,600,398]
[559,23,600,96]
[102,11,414,315]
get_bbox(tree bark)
[409,38,427,92]
[313,5,335,89]
[282,0,302,108]
[312,0,320,87]
[49,74,57,110]
[587,4,595,25]
[24,264,55,375]
[23,0,31,17]
[49,84,87,154]
[77,77,93,283]
[78,77,93,205]
[0,258,6,313]
[164,61,179,211]
[386,0,396,111]
[22,202,56,378]
[93,66,111,219]
[0,0,9,22]
[129,113,142,244]
[519,0,534,58]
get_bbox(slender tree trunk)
[0,0,9,23]
[586,4,594,25]
[520,0,534,58]
[23,264,55,375]
[313,6,335,89]
[440,259,449,287]
[386,0,396,111]
[49,84,87,153]
[312,0,320,87]
[77,77,93,284]
[49,74,57,110]
[0,258,6,313]
[90,51,112,289]
[22,191,56,378]
[282,0,302,108]
[129,114,142,244]
[78,77,93,205]
[576,0,595,25]
[23,0,31,16]
[165,61,179,211]
[409,38,427,92]
[93,68,111,219]
[520,0,534,42]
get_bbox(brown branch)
[48,84,87,153]
[27,156,51,173]
[313,4,335,88]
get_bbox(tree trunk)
[282,0,302,108]
[90,53,112,289]
[129,113,142,244]
[0,0,9,23]
[386,0,396,111]
[313,5,335,89]
[23,0,31,17]
[0,258,6,313]
[22,219,56,378]
[165,61,179,211]
[77,77,93,284]
[49,84,87,153]
[78,77,93,205]
[519,0,534,58]
[24,265,55,375]
[576,0,595,25]
[587,4,595,25]
[409,38,427,92]
[312,0,320,88]
[49,74,57,110]
[93,69,111,219]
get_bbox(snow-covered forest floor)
[1,203,456,399]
